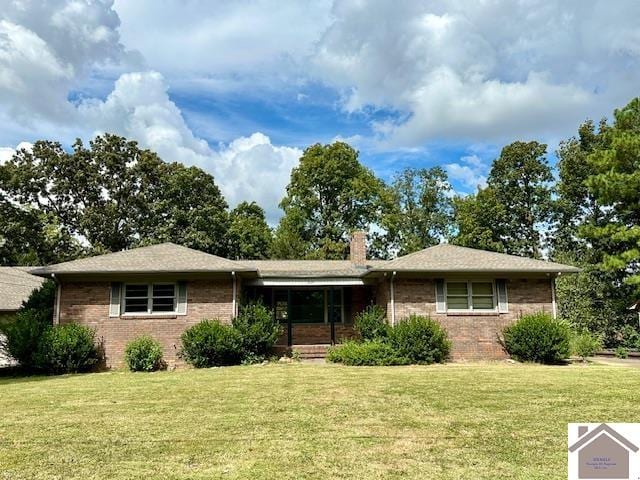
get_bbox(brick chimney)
[350,231,367,266]
[578,426,588,437]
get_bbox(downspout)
[52,273,61,325]
[390,271,397,326]
[231,271,237,318]
[551,273,558,320]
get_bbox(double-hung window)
[445,281,495,311]
[123,283,176,314]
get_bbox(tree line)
[2,98,640,344]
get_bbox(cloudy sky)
[1,0,639,222]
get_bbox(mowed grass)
[1,363,639,480]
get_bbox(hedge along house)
[31,233,579,367]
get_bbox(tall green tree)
[226,202,272,259]
[581,98,640,287]
[486,141,553,258]
[451,187,507,252]
[553,119,610,256]
[0,201,81,266]
[272,142,389,259]
[552,107,636,345]
[0,134,230,260]
[374,167,453,257]
[138,161,229,255]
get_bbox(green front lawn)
[1,363,639,479]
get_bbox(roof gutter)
[232,271,237,318]
[51,273,61,326]
[390,271,396,326]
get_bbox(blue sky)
[1,0,639,223]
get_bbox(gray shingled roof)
[0,267,45,311]
[31,243,255,275]
[238,260,387,278]
[371,243,580,273]
[30,242,579,278]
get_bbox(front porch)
[243,285,373,346]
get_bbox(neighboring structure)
[31,235,579,367]
[0,267,46,367]
[0,267,45,321]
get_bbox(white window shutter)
[435,279,446,313]
[496,279,509,313]
[176,281,188,315]
[109,282,122,317]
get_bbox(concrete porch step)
[291,344,331,359]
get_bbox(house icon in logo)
[569,424,639,479]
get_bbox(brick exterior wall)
[376,277,554,361]
[57,276,554,366]
[57,279,234,368]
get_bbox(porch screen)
[290,290,324,323]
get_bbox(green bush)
[388,315,451,364]
[1,310,50,369]
[354,305,389,341]
[125,336,164,372]
[502,312,571,364]
[180,320,243,368]
[327,340,410,366]
[37,324,100,374]
[571,331,602,361]
[618,324,640,349]
[615,346,629,359]
[21,280,56,321]
[232,303,281,361]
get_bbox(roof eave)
[31,268,257,276]
[366,267,581,274]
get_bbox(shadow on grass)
[0,365,105,384]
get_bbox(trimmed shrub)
[618,324,640,349]
[180,320,243,368]
[232,303,281,361]
[571,331,602,361]
[1,310,50,369]
[37,324,100,374]
[615,346,629,359]
[354,305,389,341]
[327,340,410,366]
[389,315,451,364]
[502,312,571,364]
[125,336,164,372]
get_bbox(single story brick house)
[31,233,579,367]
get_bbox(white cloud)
[0,141,32,165]
[0,141,32,162]
[113,0,332,90]
[0,0,135,123]
[314,0,640,146]
[78,71,299,223]
[446,154,488,191]
[214,133,301,223]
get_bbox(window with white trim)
[123,283,176,314]
[445,281,495,311]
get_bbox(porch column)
[287,288,292,346]
[329,287,336,344]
